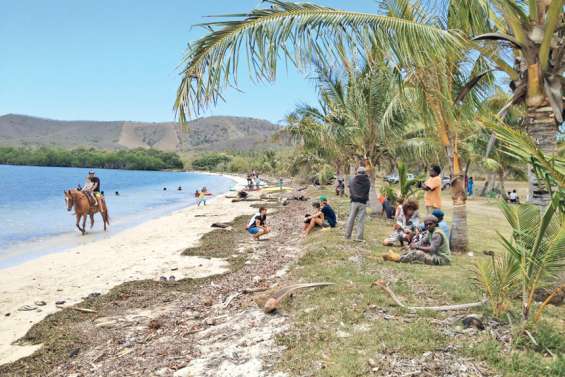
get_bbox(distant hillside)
[0,114,282,152]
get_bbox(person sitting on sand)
[383,200,420,246]
[304,202,325,236]
[246,207,271,240]
[303,196,336,236]
[320,196,336,228]
[383,215,450,265]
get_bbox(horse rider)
[83,170,101,207]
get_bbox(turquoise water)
[0,165,235,267]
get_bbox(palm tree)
[465,1,564,206]
[175,0,561,248]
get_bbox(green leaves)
[175,0,463,121]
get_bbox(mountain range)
[0,114,282,152]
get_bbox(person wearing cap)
[83,170,101,207]
[345,166,371,241]
[383,215,450,265]
[431,208,450,241]
[320,196,336,228]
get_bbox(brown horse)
[64,189,110,235]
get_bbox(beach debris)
[148,319,162,330]
[70,307,97,314]
[159,276,167,282]
[68,348,80,358]
[371,280,487,312]
[86,292,101,300]
[18,305,37,312]
[55,300,66,305]
[5,313,10,317]
[171,267,178,271]
[462,315,485,330]
[34,300,47,306]
[211,222,231,229]
[263,282,335,313]
[169,275,176,281]
[221,292,241,308]
[242,287,269,294]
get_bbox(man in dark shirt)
[345,166,371,241]
[83,170,101,206]
[320,196,336,227]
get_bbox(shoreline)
[0,174,252,365]
[0,169,240,269]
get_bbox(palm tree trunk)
[498,169,507,200]
[367,162,382,216]
[450,175,468,252]
[446,145,468,253]
[525,104,558,206]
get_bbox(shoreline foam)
[0,174,252,365]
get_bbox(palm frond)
[175,0,463,120]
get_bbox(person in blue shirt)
[320,196,337,228]
[432,209,450,241]
[303,196,337,236]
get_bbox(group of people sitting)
[244,196,338,241]
[244,165,450,267]
[382,199,450,265]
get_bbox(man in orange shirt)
[423,165,442,214]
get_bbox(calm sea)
[0,165,236,268]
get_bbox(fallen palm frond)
[371,280,486,312]
[263,282,335,313]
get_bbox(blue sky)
[0,0,376,124]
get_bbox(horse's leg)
[90,213,95,229]
[81,215,87,235]
[76,213,83,234]
[100,211,106,231]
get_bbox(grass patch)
[275,186,564,377]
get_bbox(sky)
[0,0,377,124]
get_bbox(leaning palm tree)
[175,1,463,123]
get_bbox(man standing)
[423,165,442,214]
[345,166,371,241]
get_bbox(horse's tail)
[101,198,110,225]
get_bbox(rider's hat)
[88,170,95,174]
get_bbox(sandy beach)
[0,175,254,365]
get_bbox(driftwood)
[263,283,334,313]
[69,307,97,314]
[242,287,270,294]
[372,280,486,312]
[231,198,262,203]
[222,292,241,308]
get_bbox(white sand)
[0,175,255,365]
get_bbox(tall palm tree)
[465,1,564,206]
[175,0,561,248]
